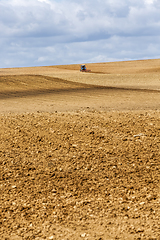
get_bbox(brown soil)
[0,59,160,240]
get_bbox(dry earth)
[0,59,160,240]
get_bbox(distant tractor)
[80,64,91,72]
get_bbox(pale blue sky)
[0,0,160,68]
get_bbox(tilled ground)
[0,110,160,240]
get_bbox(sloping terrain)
[0,59,160,239]
[1,59,160,91]
[0,73,159,113]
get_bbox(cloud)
[0,0,160,67]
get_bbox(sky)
[0,0,160,68]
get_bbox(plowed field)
[0,59,160,239]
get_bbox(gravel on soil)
[0,110,160,239]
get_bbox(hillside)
[0,59,160,240]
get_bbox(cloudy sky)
[0,0,160,68]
